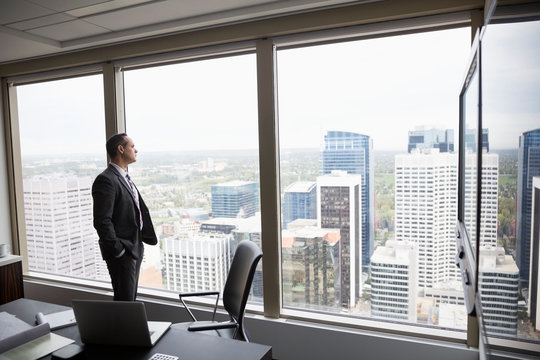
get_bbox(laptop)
[72,299,171,347]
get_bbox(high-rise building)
[163,232,231,292]
[395,150,459,289]
[317,170,362,309]
[407,127,454,153]
[211,180,259,218]
[281,223,340,310]
[479,245,519,336]
[283,181,317,229]
[517,129,540,284]
[23,176,100,278]
[529,177,540,330]
[395,149,498,290]
[370,240,418,323]
[464,128,490,153]
[322,130,374,271]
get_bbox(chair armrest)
[178,291,220,322]
[179,291,219,298]
[188,321,238,332]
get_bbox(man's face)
[119,136,138,164]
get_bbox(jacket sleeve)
[92,174,124,258]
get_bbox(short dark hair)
[106,133,128,158]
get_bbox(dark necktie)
[126,173,143,230]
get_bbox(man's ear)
[117,145,124,154]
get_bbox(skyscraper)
[282,223,340,310]
[23,176,99,278]
[322,131,373,270]
[527,176,540,330]
[163,232,231,292]
[317,170,362,309]
[517,129,540,284]
[529,177,540,330]
[479,245,519,336]
[211,180,259,218]
[407,127,454,153]
[283,181,317,228]
[370,240,418,323]
[395,149,498,290]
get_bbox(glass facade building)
[322,131,374,270]
[283,181,317,229]
[516,129,540,284]
[407,128,454,153]
[211,180,259,219]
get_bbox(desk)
[0,299,272,360]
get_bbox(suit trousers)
[105,250,143,301]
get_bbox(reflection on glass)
[17,75,106,279]
[480,19,540,344]
[123,54,262,303]
[277,27,470,328]
[463,66,480,248]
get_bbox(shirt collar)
[110,162,128,178]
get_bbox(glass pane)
[277,28,471,329]
[17,75,107,279]
[462,62,480,247]
[480,19,540,344]
[123,54,262,303]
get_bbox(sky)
[15,21,540,156]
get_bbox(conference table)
[0,298,272,360]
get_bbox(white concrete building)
[23,176,100,278]
[370,240,418,323]
[479,245,519,336]
[162,232,231,293]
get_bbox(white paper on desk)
[1,332,74,360]
[0,313,32,342]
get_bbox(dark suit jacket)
[92,164,157,260]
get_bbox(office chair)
[171,240,263,342]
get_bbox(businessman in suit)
[92,133,157,301]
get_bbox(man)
[92,133,157,301]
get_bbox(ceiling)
[0,0,373,64]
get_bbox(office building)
[395,150,498,290]
[370,240,418,323]
[529,177,540,330]
[478,245,519,336]
[282,181,317,229]
[23,176,99,279]
[282,223,340,310]
[464,128,490,153]
[317,170,362,309]
[395,150,459,289]
[407,127,454,153]
[211,181,259,218]
[200,215,263,300]
[517,129,540,284]
[321,130,374,271]
[163,232,231,293]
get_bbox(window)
[15,74,107,279]
[277,27,471,330]
[480,19,540,345]
[122,53,262,302]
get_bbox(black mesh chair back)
[223,240,263,340]
[172,240,262,342]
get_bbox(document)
[0,312,74,360]
[36,309,76,330]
